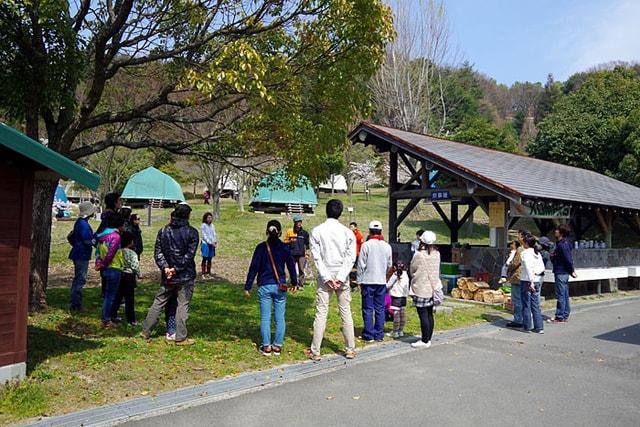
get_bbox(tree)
[0,0,393,309]
[529,67,640,184]
[370,0,458,134]
[451,117,519,153]
[348,160,381,200]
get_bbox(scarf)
[367,234,385,241]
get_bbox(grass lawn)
[0,189,499,423]
[0,280,504,424]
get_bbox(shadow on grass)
[27,325,103,375]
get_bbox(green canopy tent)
[121,167,185,207]
[250,170,318,213]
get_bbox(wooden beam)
[472,196,489,215]
[595,209,614,247]
[389,151,399,243]
[432,202,452,229]
[399,152,417,175]
[508,216,520,229]
[451,203,460,243]
[398,169,423,192]
[396,198,422,229]
[456,202,478,231]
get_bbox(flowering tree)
[348,161,382,200]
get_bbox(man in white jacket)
[305,200,357,360]
[357,220,392,342]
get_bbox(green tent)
[121,167,184,202]
[251,171,317,212]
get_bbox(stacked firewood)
[451,277,505,304]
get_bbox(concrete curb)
[26,295,640,427]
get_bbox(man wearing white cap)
[357,220,392,342]
[68,201,97,312]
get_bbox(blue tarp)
[54,185,68,203]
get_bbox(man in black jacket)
[141,203,199,345]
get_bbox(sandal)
[344,350,356,359]
[304,348,321,361]
[260,345,272,356]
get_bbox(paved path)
[126,299,640,427]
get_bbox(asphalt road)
[126,300,640,427]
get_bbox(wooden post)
[595,209,613,248]
[389,149,398,243]
[450,202,459,243]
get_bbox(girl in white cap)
[409,230,443,348]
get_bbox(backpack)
[67,221,77,246]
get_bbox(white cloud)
[559,0,640,78]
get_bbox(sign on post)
[510,201,571,219]
[489,202,506,227]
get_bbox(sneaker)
[344,350,356,359]
[111,317,123,323]
[202,274,210,280]
[506,322,523,328]
[140,331,150,340]
[165,333,176,341]
[357,335,375,343]
[260,345,272,356]
[304,348,321,361]
[532,329,545,334]
[128,321,139,327]
[546,318,566,324]
[386,331,399,338]
[102,321,114,329]
[397,331,404,337]
[175,338,195,346]
[411,340,432,349]
[272,346,282,356]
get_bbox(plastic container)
[440,262,459,275]
[440,274,460,294]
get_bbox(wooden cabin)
[0,123,99,383]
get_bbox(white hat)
[420,230,437,245]
[369,220,383,231]
[78,201,97,218]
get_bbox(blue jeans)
[258,285,287,347]
[511,282,523,324]
[360,284,386,341]
[521,281,543,331]
[71,259,89,309]
[554,273,571,320]
[166,295,177,335]
[101,268,121,321]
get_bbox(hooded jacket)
[95,228,123,271]
[154,218,199,285]
[520,247,546,283]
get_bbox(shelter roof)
[350,122,640,211]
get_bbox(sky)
[436,0,640,85]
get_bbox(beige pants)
[310,281,356,355]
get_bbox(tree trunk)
[331,174,335,195]
[29,177,58,311]
[237,183,245,212]
[212,191,221,220]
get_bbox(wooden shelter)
[349,122,640,290]
[0,123,99,383]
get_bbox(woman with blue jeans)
[245,220,298,356]
[520,236,545,333]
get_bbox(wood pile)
[451,277,505,304]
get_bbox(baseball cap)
[369,220,383,231]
